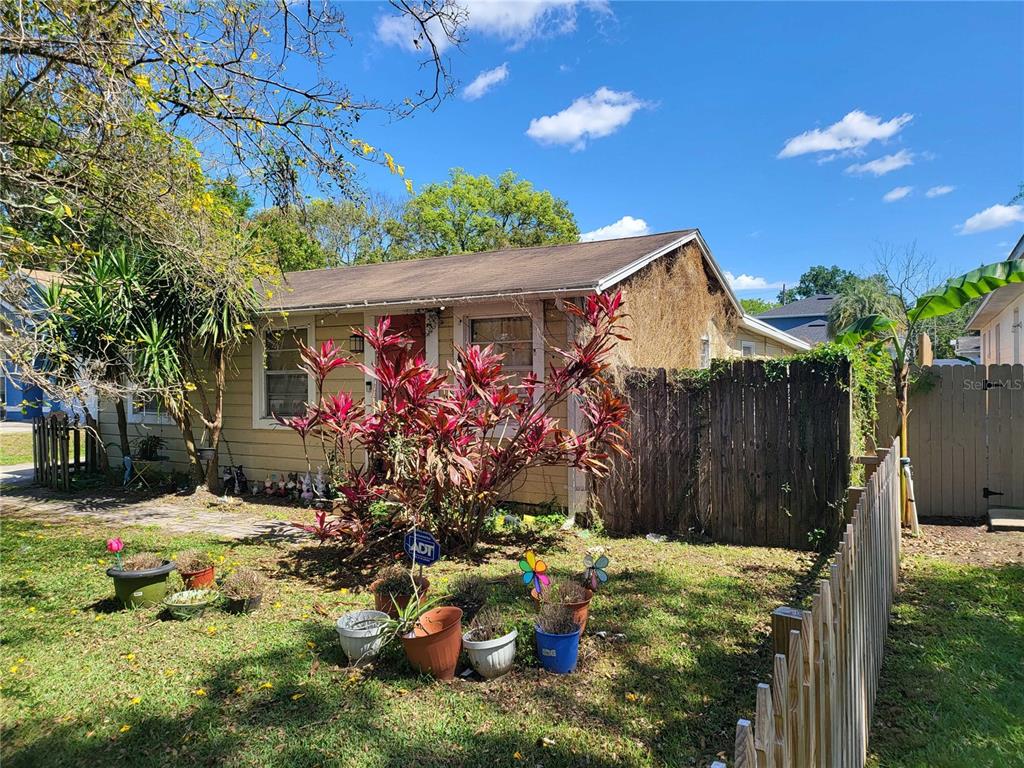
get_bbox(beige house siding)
[977,291,1024,365]
[99,304,571,509]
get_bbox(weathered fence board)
[877,363,1023,516]
[719,438,901,767]
[32,413,101,490]
[598,359,852,549]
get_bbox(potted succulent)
[176,550,216,589]
[104,539,176,608]
[370,565,430,619]
[222,567,265,614]
[534,603,582,675]
[532,581,594,634]
[384,587,462,681]
[164,589,218,620]
[336,610,390,666]
[462,606,517,680]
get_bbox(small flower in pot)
[535,602,582,675]
[535,581,594,634]
[369,565,430,619]
[462,606,517,680]
[176,550,216,589]
[222,567,265,614]
[105,546,176,608]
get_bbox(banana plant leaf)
[909,258,1024,321]
[835,314,899,345]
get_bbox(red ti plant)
[278,292,630,550]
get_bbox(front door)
[373,313,427,398]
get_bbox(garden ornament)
[518,550,550,596]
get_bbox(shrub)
[222,568,265,599]
[372,565,419,598]
[537,602,577,635]
[468,606,507,641]
[175,550,213,573]
[279,291,630,549]
[122,552,163,570]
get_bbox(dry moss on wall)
[609,243,736,370]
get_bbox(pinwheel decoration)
[519,550,550,595]
[583,553,609,591]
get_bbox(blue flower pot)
[535,624,582,674]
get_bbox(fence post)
[772,653,790,768]
[771,607,803,657]
[735,719,756,768]
[755,682,775,768]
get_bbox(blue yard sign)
[404,529,441,567]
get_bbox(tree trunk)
[203,346,227,494]
[114,398,130,460]
[894,363,918,532]
[168,398,203,485]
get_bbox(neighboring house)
[755,294,837,346]
[1,269,59,421]
[952,335,981,364]
[95,229,809,513]
[965,234,1024,366]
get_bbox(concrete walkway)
[0,485,306,543]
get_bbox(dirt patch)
[901,518,1024,567]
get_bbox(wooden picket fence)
[712,438,901,768]
[33,412,102,490]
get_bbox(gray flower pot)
[462,627,518,679]
[336,610,389,666]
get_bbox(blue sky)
[294,1,1022,299]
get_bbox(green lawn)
[0,431,33,465]
[868,556,1024,768]
[0,516,813,767]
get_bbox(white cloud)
[778,110,913,159]
[846,150,915,177]
[925,185,955,198]
[526,87,651,150]
[882,186,913,203]
[957,204,1024,235]
[579,216,650,242]
[377,1,606,53]
[462,63,509,100]
[724,272,785,291]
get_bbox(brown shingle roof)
[265,230,696,312]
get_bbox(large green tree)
[403,169,579,256]
[778,264,858,304]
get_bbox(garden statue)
[263,475,274,495]
[234,466,248,496]
[313,466,326,499]
[301,472,314,504]
[221,465,235,495]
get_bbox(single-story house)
[1,269,62,421]
[966,234,1024,366]
[756,294,837,346]
[97,229,809,513]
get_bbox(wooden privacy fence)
[712,439,901,768]
[877,363,1024,516]
[33,412,101,490]
[597,359,851,549]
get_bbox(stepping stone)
[989,507,1024,532]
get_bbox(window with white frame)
[470,316,533,380]
[741,340,756,358]
[700,336,711,369]
[261,327,310,419]
[127,392,171,424]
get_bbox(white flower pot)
[336,610,389,666]
[462,627,518,680]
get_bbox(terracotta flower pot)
[531,587,594,634]
[180,565,216,589]
[371,575,430,619]
[400,606,463,681]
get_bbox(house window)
[262,327,309,419]
[470,316,534,378]
[700,336,711,369]
[741,341,756,358]
[127,392,171,424]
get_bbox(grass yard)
[868,527,1024,768]
[0,430,33,465]
[0,515,815,768]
